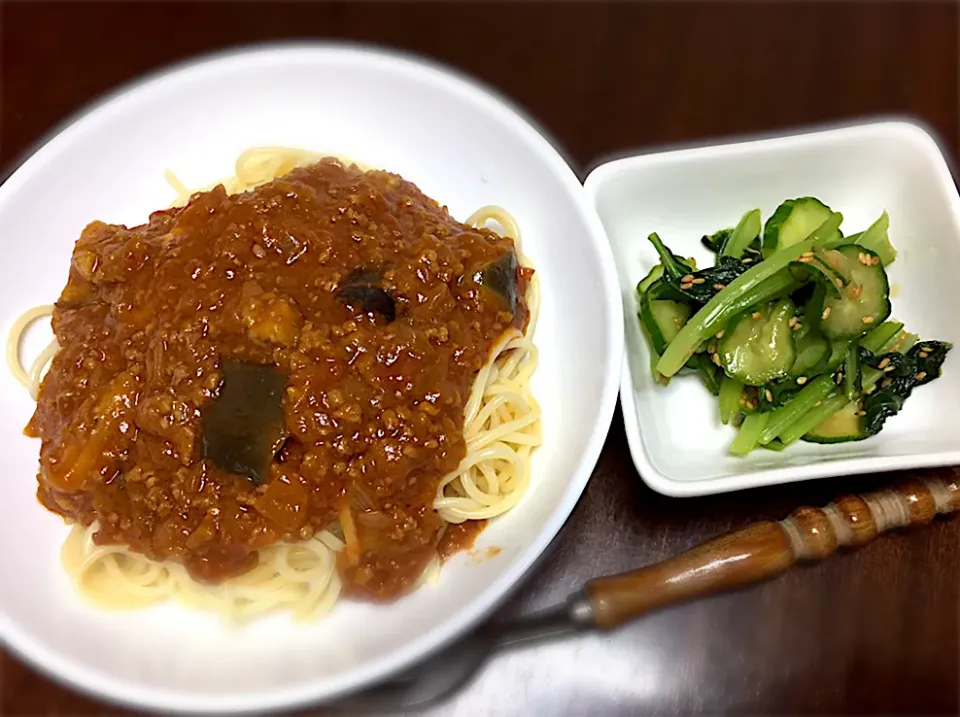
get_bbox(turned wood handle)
[585,474,960,629]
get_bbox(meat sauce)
[26,158,530,601]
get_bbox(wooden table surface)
[2,2,958,715]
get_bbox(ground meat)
[26,158,530,600]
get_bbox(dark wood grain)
[1,2,958,715]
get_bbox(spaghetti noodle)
[9,148,541,622]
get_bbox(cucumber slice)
[763,197,840,253]
[639,289,691,355]
[791,331,829,377]
[637,265,665,296]
[718,299,797,386]
[802,401,866,443]
[649,299,690,345]
[819,245,891,340]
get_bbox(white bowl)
[0,45,623,712]
[585,120,960,497]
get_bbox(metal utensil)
[337,596,594,713]
[335,475,959,712]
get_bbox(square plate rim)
[584,117,960,498]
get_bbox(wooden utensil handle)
[585,475,960,629]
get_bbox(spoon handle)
[584,474,960,629]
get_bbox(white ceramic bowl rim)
[0,42,624,713]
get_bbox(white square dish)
[585,120,960,497]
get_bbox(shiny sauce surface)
[27,159,529,600]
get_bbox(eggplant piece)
[475,250,519,314]
[201,359,287,486]
[336,268,396,322]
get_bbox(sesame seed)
[834,278,843,289]
[713,283,726,291]
[915,371,928,381]
[884,365,895,372]
[850,285,863,299]
[862,316,874,324]
[877,357,890,369]
[796,376,807,385]
[815,400,823,407]
[742,258,754,264]
[765,389,773,402]
[711,353,722,366]
[856,410,867,417]
[800,251,815,260]
[692,277,706,285]
[752,311,762,320]
[858,252,870,266]
[872,256,881,266]
[715,330,725,339]
[920,351,929,358]
[821,307,831,321]
[792,322,802,331]
[796,256,814,263]
[788,316,798,327]
[680,282,693,291]
[681,274,695,283]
